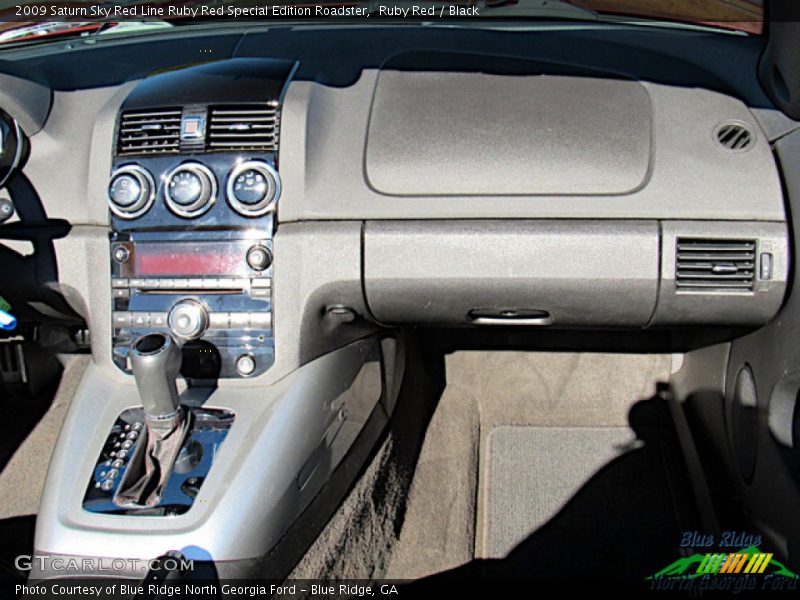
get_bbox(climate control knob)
[168,300,209,340]
[226,161,281,217]
[108,165,155,219]
[164,163,217,218]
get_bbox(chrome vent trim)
[207,104,279,152]
[117,109,181,156]
[676,238,756,291]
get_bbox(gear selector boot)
[114,333,191,508]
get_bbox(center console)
[34,59,397,574]
[83,58,298,515]
[107,58,294,380]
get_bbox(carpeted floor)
[0,348,697,584]
[483,426,640,558]
[0,355,89,519]
[386,351,697,580]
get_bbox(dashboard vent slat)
[715,122,755,152]
[676,238,756,292]
[207,104,279,153]
[117,108,181,156]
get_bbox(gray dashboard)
[0,29,793,386]
[281,68,784,221]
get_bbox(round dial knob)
[164,163,217,218]
[226,161,281,217]
[168,300,209,340]
[108,165,155,219]
[246,244,272,271]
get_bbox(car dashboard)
[0,21,798,576]
[0,24,790,385]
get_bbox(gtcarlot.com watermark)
[14,554,194,573]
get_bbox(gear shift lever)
[130,333,182,418]
[115,333,192,508]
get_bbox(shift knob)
[130,333,182,418]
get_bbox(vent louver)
[208,104,279,152]
[676,238,756,291]
[715,122,754,152]
[117,109,181,156]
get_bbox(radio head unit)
[110,234,274,379]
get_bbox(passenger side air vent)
[117,109,181,156]
[715,122,755,152]
[676,238,756,291]
[207,104,279,152]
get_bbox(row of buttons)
[113,311,272,330]
[95,421,143,492]
[112,277,271,293]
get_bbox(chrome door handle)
[469,312,554,326]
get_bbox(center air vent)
[208,104,279,152]
[715,122,755,152]
[117,109,181,156]
[676,238,756,291]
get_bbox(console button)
[760,253,773,280]
[132,313,150,328]
[111,279,128,288]
[209,313,230,329]
[246,244,272,271]
[149,312,168,328]
[112,246,130,264]
[236,354,257,377]
[169,299,209,340]
[200,278,223,289]
[251,278,271,289]
[249,312,272,329]
[229,312,250,329]
[113,312,131,328]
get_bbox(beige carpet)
[0,355,88,519]
[386,351,671,577]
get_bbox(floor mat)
[386,352,678,579]
[476,397,697,579]
[484,426,638,558]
